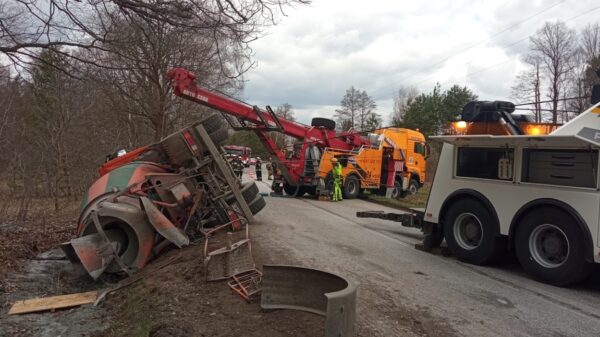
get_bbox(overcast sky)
[242,0,600,125]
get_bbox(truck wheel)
[302,186,317,196]
[443,198,504,265]
[343,175,360,199]
[283,181,300,196]
[407,179,419,195]
[391,181,401,199]
[198,114,222,133]
[248,194,266,215]
[514,208,593,286]
[208,128,228,146]
[311,117,336,130]
[226,181,259,204]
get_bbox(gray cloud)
[243,0,600,124]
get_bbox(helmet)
[330,157,338,163]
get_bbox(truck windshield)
[226,149,244,156]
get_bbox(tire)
[400,178,419,198]
[247,194,266,215]
[208,128,228,146]
[408,179,419,195]
[311,117,336,130]
[197,114,222,134]
[226,181,259,204]
[391,180,401,199]
[343,175,360,199]
[301,186,317,196]
[443,198,504,265]
[514,208,593,286]
[283,181,300,196]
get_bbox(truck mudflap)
[260,265,357,337]
[356,210,423,228]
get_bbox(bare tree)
[0,0,310,75]
[511,55,543,122]
[270,103,295,149]
[357,90,378,131]
[334,86,360,130]
[580,24,600,97]
[530,21,577,123]
[87,15,243,141]
[392,86,419,125]
[580,24,600,62]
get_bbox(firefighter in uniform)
[255,157,262,181]
[233,156,244,179]
[331,157,343,201]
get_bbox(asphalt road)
[245,168,600,337]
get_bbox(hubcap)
[348,181,357,195]
[453,213,483,250]
[529,224,569,268]
[409,183,417,195]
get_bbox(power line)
[514,96,590,106]
[374,0,567,99]
[424,5,600,90]
[514,107,582,114]
[376,3,600,101]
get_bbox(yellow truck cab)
[317,127,428,199]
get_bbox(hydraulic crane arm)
[168,67,370,188]
[168,68,309,139]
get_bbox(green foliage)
[227,131,268,157]
[398,83,477,136]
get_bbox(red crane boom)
[167,68,369,192]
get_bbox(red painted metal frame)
[167,68,370,186]
[98,146,149,176]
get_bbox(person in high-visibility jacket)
[331,157,343,201]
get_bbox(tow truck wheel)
[343,175,360,199]
[408,179,419,195]
[391,181,401,199]
[515,208,592,286]
[443,198,504,265]
[283,181,301,196]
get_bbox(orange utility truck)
[317,128,428,199]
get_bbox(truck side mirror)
[424,143,431,159]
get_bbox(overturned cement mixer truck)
[60,115,265,279]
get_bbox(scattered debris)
[260,264,357,337]
[94,253,184,306]
[204,222,255,281]
[228,269,263,303]
[9,291,98,315]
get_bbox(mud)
[0,249,110,337]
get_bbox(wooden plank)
[9,291,98,315]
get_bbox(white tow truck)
[359,94,600,286]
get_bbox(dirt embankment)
[93,245,324,337]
